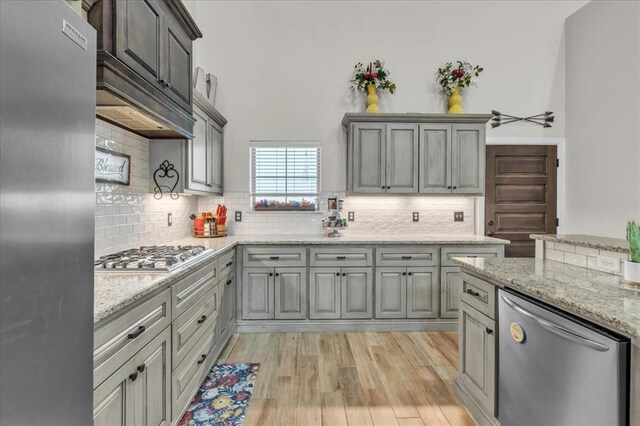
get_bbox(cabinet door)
[93,358,135,426]
[418,124,452,193]
[386,124,419,193]
[451,124,485,194]
[458,302,497,415]
[440,266,462,318]
[242,268,274,319]
[131,328,171,426]
[309,268,341,319]
[225,273,236,335]
[274,267,308,319]
[186,104,210,192]
[407,267,438,319]
[218,279,228,343]
[341,268,373,319]
[375,267,406,319]
[208,122,223,194]
[351,123,386,193]
[161,12,192,111]
[115,0,164,92]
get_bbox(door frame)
[476,137,565,237]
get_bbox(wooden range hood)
[87,0,202,139]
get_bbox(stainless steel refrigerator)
[0,1,96,424]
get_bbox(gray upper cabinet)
[344,114,491,195]
[89,0,203,139]
[149,93,226,196]
[351,123,386,193]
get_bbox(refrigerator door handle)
[500,295,610,352]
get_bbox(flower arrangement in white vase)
[625,220,640,285]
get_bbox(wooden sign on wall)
[95,147,130,185]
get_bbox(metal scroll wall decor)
[491,110,554,128]
[153,160,180,200]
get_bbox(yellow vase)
[366,83,379,113]
[448,86,464,114]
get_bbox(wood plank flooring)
[218,332,474,426]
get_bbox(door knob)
[487,220,494,225]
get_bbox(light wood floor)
[218,332,474,426]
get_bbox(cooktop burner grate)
[94,245,212,272]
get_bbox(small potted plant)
[351,60,396,113]
[436,60,484,114]
[625,220,640,284]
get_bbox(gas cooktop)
[94,245,212,272]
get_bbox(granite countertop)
[94,234,508,326]
[530,233,629,254]
[452,257,640,338]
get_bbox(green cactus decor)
[626,220,640,263]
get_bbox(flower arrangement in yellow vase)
[436,60,484,114]
[351,60,396,113]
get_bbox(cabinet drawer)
[243,246,307,267]
[172,320,217,419]
[460,273,497,319]
[218,249,236,278]
[172,286,218,369]
[94,289,171,388]
[440,246,503,266]
[375,246,438,267]
[172,259,218,319]
[310,247,373,267]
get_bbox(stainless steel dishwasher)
[498,289,629,426]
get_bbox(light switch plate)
[413,212,419,222]
[454,211,464,222]
[235,211,242,222]
[597,255,621,273]
[348,211,355,222]
[167,213,172,227]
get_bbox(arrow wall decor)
[491,110,554,128]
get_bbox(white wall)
[565,1,640,238]
[184,0,586,193]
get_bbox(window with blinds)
[250,143,320,211]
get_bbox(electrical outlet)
[454,211,464,222]
[348,211,355,222]
[235,211,242,222]
[413,212,419,222]
[167,213,172,227]
[597,255,621,273]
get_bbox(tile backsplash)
[198,192,477,236]
[94,120,199,258]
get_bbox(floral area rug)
[178,363,260,426]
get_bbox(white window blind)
[250,142,320,210]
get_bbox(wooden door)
[340,268,373,319]
[375,267,407,319]
[418,124,451,193]
[386,124,419,193]
[241,268,274,319]
[486,145,557,257]
[274,267,307,319]
[309,268,341,319]
[131,328,171,426]
[458,302,497,415]
[406,267,438,319]
[351,123,386,193]
[452,124,485,194]
[161,12,192,111]
[115,0,164,92]
[440,266,462,318]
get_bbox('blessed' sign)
[95,147,131,185]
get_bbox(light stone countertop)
[94,234,508,326]
[530,233,629,254]
[452,257,640,338]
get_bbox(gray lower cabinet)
[441,266,463,319]
[309,268,341,319]
[375,267,438,319]
[218,271,235,344]
[242,267,307,320]
[458,301,497,416]
[308,267,373,319]
[93,327,171,426]
[341,267,373,319]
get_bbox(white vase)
[624,260,640,284]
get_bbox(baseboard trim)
[455,379,500,426]
[236,319,457,333]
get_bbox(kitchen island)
[453,256,640,426]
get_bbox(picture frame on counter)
[95,147,131,185]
